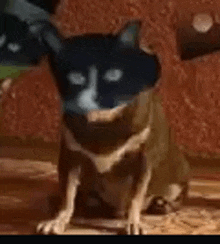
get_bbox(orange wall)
[2,0,220,155]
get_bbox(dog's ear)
[116,20,142,49]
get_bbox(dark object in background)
[177,13,220,60]
[0,0,60,78]
[2,0,60,22]
[26,0,60,14]
[0,13,48,67]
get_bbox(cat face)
[0,13,47,66]
[0,16,161,116]
[42,21,161,115]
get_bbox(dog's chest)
[63,122,151,174]
[62,121,151,209]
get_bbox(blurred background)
[2,0,220,159]
[2,0,220,235]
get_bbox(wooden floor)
[1,140,220,234]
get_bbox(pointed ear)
[116,20,142,49]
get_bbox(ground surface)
[2,155,220,235]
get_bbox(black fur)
[38,20,161,115]
[0,13,48,65]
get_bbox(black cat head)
[0,13,49,66]
[0,0,60,67]
[0,1,161,116]
[37,20,161,115]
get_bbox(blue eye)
[67,72,86,85]
[7,43,22,53]
[104,69,123,82]
[0,34,6,47]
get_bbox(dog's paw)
[126,223,144,235]
[118,223,145,235]
[36,218,68,235]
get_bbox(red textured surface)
[2,0,220,155]
[1,59,61,142]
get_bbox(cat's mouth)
[86,103,127,124]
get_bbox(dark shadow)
[177,23,220,60]
[185,153,220,169]
[0,135,59,163]
[26,0,61,14]
[184,195,220,209]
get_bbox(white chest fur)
[62,123,151,174]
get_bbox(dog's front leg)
[37,164,81,235]
[126,156,152,235]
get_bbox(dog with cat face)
[0,1,190,233]
[24,19,190,235]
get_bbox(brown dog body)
[37,89,190,234]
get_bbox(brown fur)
[36,88,190,235]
